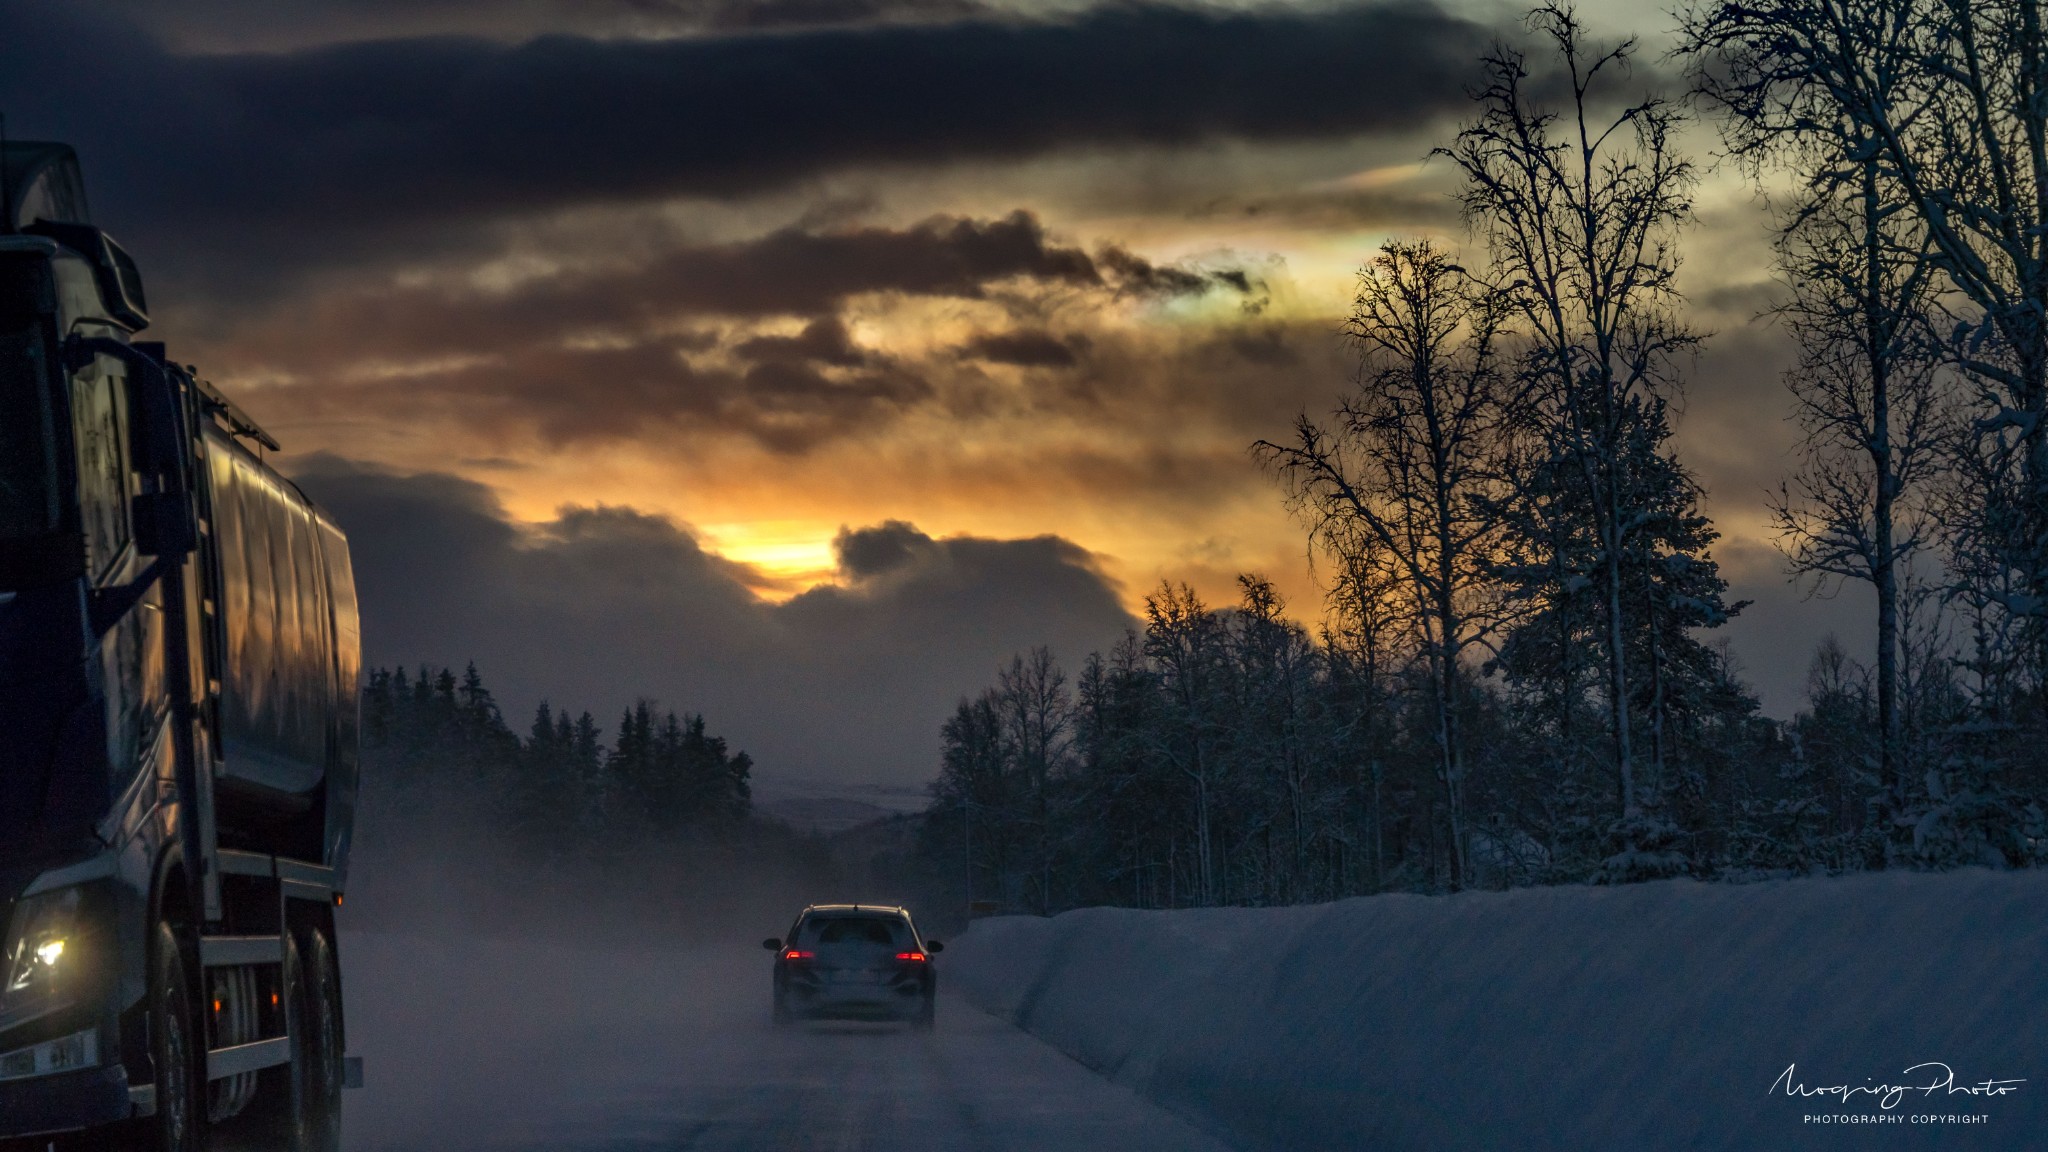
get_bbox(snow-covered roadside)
[946,870,2048,1151]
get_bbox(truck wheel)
[253,933,336,1152]
[291,927,345,1152]
[143,920,203,1152]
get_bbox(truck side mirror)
[64,336,195,557]
[125,358,194,557]
[124,359,185,485]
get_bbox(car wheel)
[772,985,793,1029]
[911,991,935,1032]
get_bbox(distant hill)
[757,796,899,836]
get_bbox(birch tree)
[1767,169,1945,820]
[1443,4,1701,848]
[1258,239,1514,890]
[1686,0,2048,713]
[994,647,1075,913]
[1230,575,1327,903]
[1143,582,1227,903]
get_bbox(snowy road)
[335,931,1235,1152]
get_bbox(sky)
[0,0,1873,793]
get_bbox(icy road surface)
[336,931,1235,1152]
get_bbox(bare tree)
[1143,582,1226,904]
[1687,0,2048,711]
[1442,4,1701,835]
[1230,574,1331,903]
[995,647,1075,913]
[932,690,1015,907]
[1321,540,1403,893]
[1257,239,1514,890]
[1768,163,1945,816]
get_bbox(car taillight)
[895,951,926,962]
[784,950,814,961]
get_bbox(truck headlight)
[3,887,82,1009]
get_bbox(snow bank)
[946,870,2048,1150]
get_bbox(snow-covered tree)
[1444,3,1703,865]
[1258,239,1516,890]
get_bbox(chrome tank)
[202,428,361,876]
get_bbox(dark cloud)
[288,338,929,453]
[91,0,995,52]
[210,210,1270,452]
[225,210,1101,361]
[1668,323,1801,516]
[960,328,1081,367]
[833,520,934,578]
[680,212,1103,314]
[1201,185,1464,231]
[289,455,1135,788]
[338,306,1326,458]
[697,0,990,31]
[735,317,872,367]
[1227,326,1307,367]
[739,358,934,449]
[2,1,1494,287]
[1097,246,1266,301]
[1693,278,1788,324]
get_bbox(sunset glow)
[0,0,1880,793]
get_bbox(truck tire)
[253,932,338,1152]
[292,927,345,1152]
[142,920,203,1152]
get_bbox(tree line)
[348,663,981,939]
[916,2,2047,913]
[359,663,756,858]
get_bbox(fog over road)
[335,931,1234,1152]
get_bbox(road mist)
[332,795,948,1151]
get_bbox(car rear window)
[798,915,909,948]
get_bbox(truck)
[1,141,360,1151]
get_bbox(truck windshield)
[0,256,59,541]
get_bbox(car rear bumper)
[793,1001,921,1021]
[787,980,924,1019]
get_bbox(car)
[764,904,944,1029]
